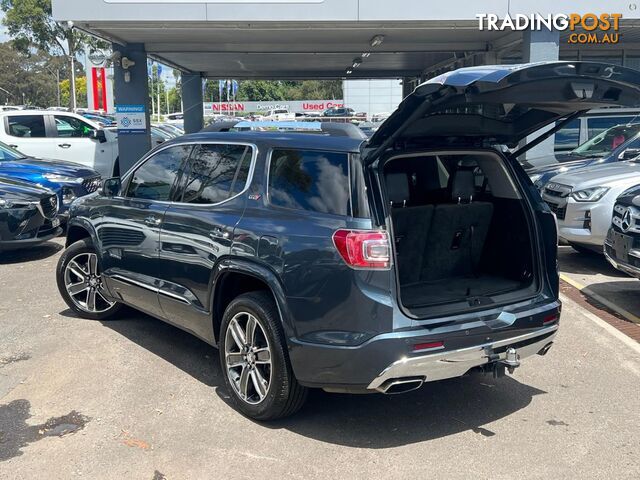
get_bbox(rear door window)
[179,144,253,204]
[268,149,350,216]
[6,115,47,138]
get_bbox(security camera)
[121,57,136,70]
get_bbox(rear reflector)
[543,313,559,324]
[413,341,444,352]
[332,229,391,269]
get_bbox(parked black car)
[56,62,640,420]
[0,176,61,251]
[605,184,640,278]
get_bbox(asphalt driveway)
[0,238,639,479]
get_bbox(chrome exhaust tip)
[537,341,554,356]
[378,377,425,394]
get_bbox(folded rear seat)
[386,173,434,285]
[420,169,493,282]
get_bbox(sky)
[0,12,8,42]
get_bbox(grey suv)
[56,62,640,419]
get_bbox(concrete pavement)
[0,238,639,479]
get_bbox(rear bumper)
[368,324,557,392]
[289,300,561,391]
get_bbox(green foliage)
[203,79,343,102]
[60,76,87,108]
[0,41,71,106]
[1,0,106,55]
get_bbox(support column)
[522,29,560,165]
[182,73,204,133]
[112,43,151,175]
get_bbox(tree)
[60,76,87,108]
[0,41,67,106]
[1,0,107,109]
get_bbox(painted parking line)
[560,273,640,325]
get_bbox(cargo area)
[384,151,538,316]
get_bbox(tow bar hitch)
[501,347,521,374]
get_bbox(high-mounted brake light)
[332,229,391,269]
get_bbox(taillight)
[332,229,391,269]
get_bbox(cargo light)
[332,229,390,269]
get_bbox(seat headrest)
[387,173,410,207]
[451,169,475,203]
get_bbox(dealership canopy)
[53,1,640,79]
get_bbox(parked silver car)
[542,160,640,253]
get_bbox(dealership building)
[53,0,640,171]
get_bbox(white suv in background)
[0,110,119,177]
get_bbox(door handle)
[144,215,162,227]
[58,143,71,149]
[8,144,18,148]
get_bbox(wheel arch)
[211,259,295,346]
[66,218,98,248]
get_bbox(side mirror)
[101,177,121,197]
[92,129,107,143]
[619,147,640,160]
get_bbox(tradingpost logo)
[476,13,622,44]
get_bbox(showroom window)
[268,149,350,216]
[179,144,253,204]
[126,145,193,201]
[7,115,47,138]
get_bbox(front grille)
[38,194,59,220]
[547,202,566,220]
[544,189,563,197]
[612,203,640,233]
[82,176,102,193]
[544,182,572,198]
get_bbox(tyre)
[219,291,307,420]
[56,239,123,320]
[570,243,600,255]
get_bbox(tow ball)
[501,347,521,374]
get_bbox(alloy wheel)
[224,312,272,405]
[63,252,115,314]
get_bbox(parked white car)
[263,109,295,121]
[542,160,640,253]
[0,110,118,177]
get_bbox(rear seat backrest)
[420,168,493,282]
[386,172,434,285]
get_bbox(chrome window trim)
[118,140,258,208]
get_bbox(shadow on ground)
[59,307,221,388]
[582,280,640,317]
[61,307,546,448]
[0,399,89,462]
[0,241,63,265]
[558,247,627,277]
